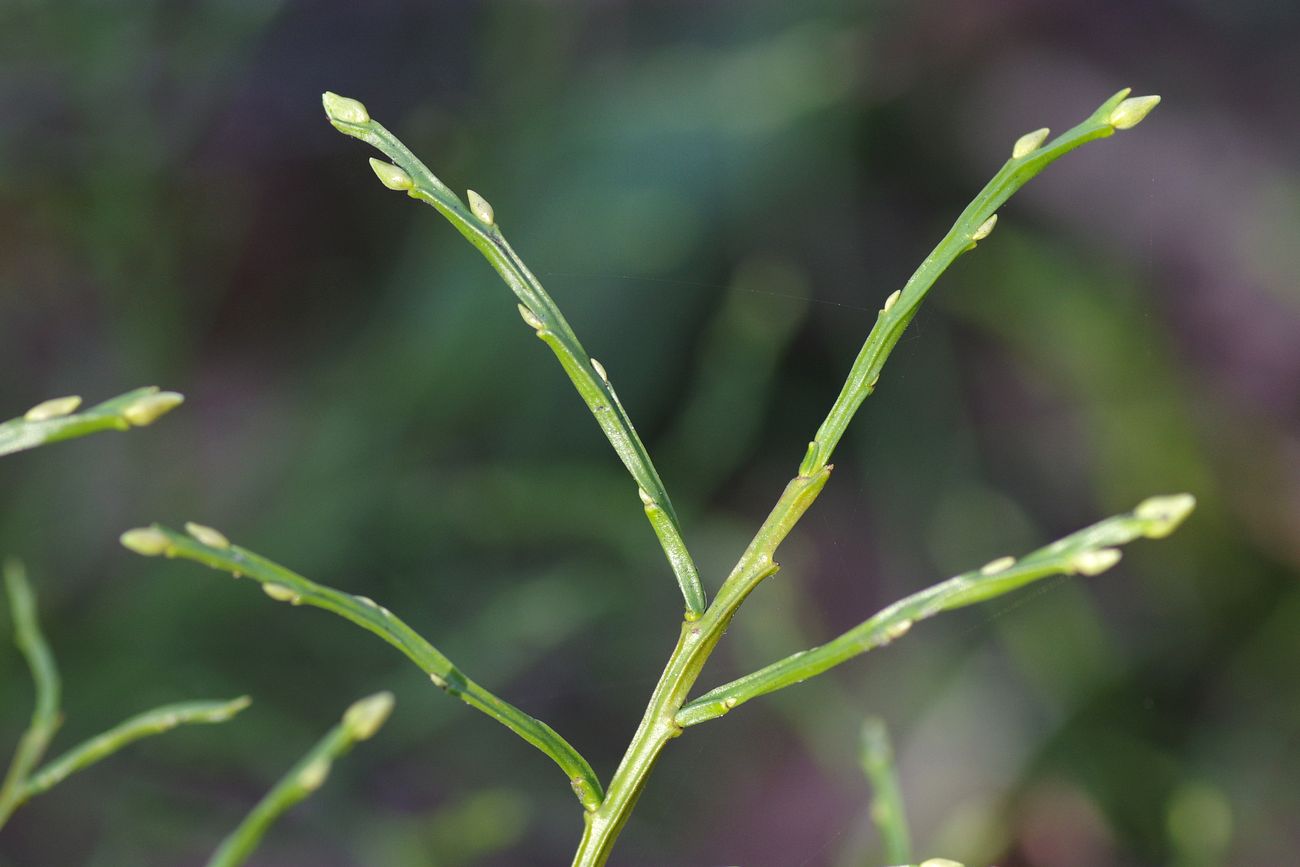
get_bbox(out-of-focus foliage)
[1,1,1297,865]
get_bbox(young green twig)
[0,560,249,829]
[0,387,184,458]
[119,522,604,811]
[21,697,251,802]
[0,560,62,827]
[676,494,1194,726]
[322,92,706,621]
[859,717,912,866]
[206,692,394,867]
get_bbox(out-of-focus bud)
[24,396,81,422]
[122,391,184,426]
[120,527,172,557]
[343,691,395,741]
[1135,493,1196,538]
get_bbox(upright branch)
[0,387,184,458]
[120,522,604,811]
[0,560,249,829]
[206,692,394,867]
[322,92,706,620]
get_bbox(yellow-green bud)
[297,758,332,792]
[979,555,1016,576]
[971,213,998,242]
[120,527,172,557]
[1109,95,1161,130]
[1135,492,1196,538]
[185,521,230,549]
[883,289,901,312]
[1072,547,1122,576]
[122,391,184,426]
[321,91,370,125]
[262,583,301,604]
[467,189,495,225]
[517,304,544,330]
[368,158,413,191]
[343,691,395,740]
[1012,127,1050,159]
[24,395,82,422]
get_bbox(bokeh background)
[2,1,1298,865]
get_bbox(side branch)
[0,387,183,458]
[322,93,705,619]
[801,87,1153,474]
[22,697,251,801]
[0,560,62,826]
[676,494,1194,727]
[206,693,394,867]
[120,523,604,810]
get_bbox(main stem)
[572,468,829,866]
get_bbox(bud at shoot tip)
[1109,95,1160,130]
[467,189,495,225]
[122,391,184,427]
[185,522,231,549]
[1134,492,1196,538]
[321,92,370,125]
[1012,127,1050,159]
[24,396,82,422]
[120,527,172,557]
[343,691,395,740]
[368,158,413,191]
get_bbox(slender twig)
[321,92,706,620]
[314,87,1170,866]
[119,523,604,810]
[859,717,911,866]
[677,495,1194,726]
[206,692,394,867]
[0,387,184,458]
[0,559,62,827]
[0,560,251,828]
[21,697,251,802]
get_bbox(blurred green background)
[2,1,1298,864]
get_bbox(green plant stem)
[20,697,251,802]
[0,559,61,828]
[677,498,1190,726]
[324,97,705,620]
[859,717,911,866]
[799,87,1134,475]
[572,89,1156,865]
[129,525,603,810]
[206,692,393,867]
[0,387,183,458]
